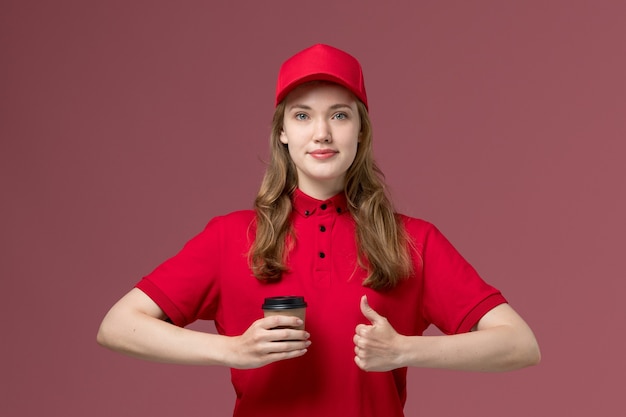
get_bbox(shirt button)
[336,207,342,213]
[319,252,326,258]
[304,210,310,216]
[320,204,327,210]
[319,225,326,232]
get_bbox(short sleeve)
[135,216,230,327]
[418,222,507,334]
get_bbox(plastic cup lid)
[262,296,307,310]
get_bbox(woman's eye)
[333,112,348,120]
[295,113,308,120]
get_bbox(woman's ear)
[279,129,288,144]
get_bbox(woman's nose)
[313,120,332,143]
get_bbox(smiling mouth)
[309,149,337,155]
[309,149,338,159]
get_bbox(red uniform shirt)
[136,190,506,417]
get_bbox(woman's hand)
[97,289,310,368]
[352,295,541,373]
[353,295,406,372]
[225,315,311,369]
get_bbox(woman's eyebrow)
[288,104,312,111]
[287,103,353,111]
[329,103,353,110]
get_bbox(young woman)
[97,44,540,417]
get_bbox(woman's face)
[280,82,361,200]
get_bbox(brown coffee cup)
[262,296,307,330]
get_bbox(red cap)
[275,44,368,109]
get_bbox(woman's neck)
[296,181,344,201]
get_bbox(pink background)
[2,1,625,415]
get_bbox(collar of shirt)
[291,188,348,218]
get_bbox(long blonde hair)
[250,100,413,290]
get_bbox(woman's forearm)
[97,288,311,368]
[355,300,540,372]
[398,322,541,372]
[96,293,231,366]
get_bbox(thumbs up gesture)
[353,295,405,372]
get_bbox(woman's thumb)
[360,295,381,323]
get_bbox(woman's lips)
[309,149,338,160]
